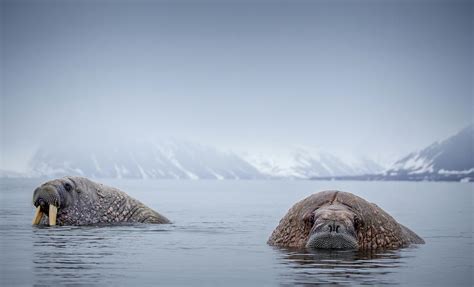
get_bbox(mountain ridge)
[24,141,384,180]
[311,125,473,182]
[28,140,265,180]
[2,126,471,181]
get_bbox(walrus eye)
[302,212,315,224]
[64,183,73,192]
[354,216,363,229]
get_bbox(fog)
[1,0,472,171]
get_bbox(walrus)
[268,191,424,250]
[32,176,170,226]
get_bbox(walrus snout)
[32,186,60,226]
[306,220,359,250]
[34,198,49,213]
[306,232,359,250]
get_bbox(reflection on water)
[274,247,404,285]
[32,227,120,286]
[31,225,172,286]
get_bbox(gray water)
[0,179,472,286]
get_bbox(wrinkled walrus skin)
[268,191,424,250]
[32,176,170,226]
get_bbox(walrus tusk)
[49,205,58,226]
[32,206,43,225]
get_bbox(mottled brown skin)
[33,176,170,226]
[268,191,424,250]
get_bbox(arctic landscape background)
[1,0,472,181]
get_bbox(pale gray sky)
[1,0,473,171]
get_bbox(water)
[1,179,472,286]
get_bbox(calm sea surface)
[0,179,472,286]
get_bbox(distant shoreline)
[310,173,473,182]
[1,175,472,182]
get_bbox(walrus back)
[399,224,425,244]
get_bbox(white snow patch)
[121,165,130,175]
[73,168,84,175]
[33,162,67,176]
[169,171,180,179]
[243,148,309,178]
[394,154,434,174]
[228,170,240,180]
[207,168,224,180]
[438,168,474,175]
[91,155,101,172]
[170,159,199,179]
[136,164,148,179]
[155,143,199,179]
[242,146,380,178]
[114,164,122,179]
[318,160,334,176]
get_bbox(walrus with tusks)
[268,191,424,250]
[32,176,170,226]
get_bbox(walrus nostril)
[34,198,42,207]
[37,199,46,207]
[35,198,50,213]
[328,222,339,233]
[326,222,341,233]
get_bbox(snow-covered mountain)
[243,147,384,179]
[29,140,265,180]
[383,125,473,181]
[0,169,29,178]
[27,140,384,180]
[17,126,473,182]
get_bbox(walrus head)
[304,203,361,250]
[32,177,96,226]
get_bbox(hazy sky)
[1,0,473,171]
